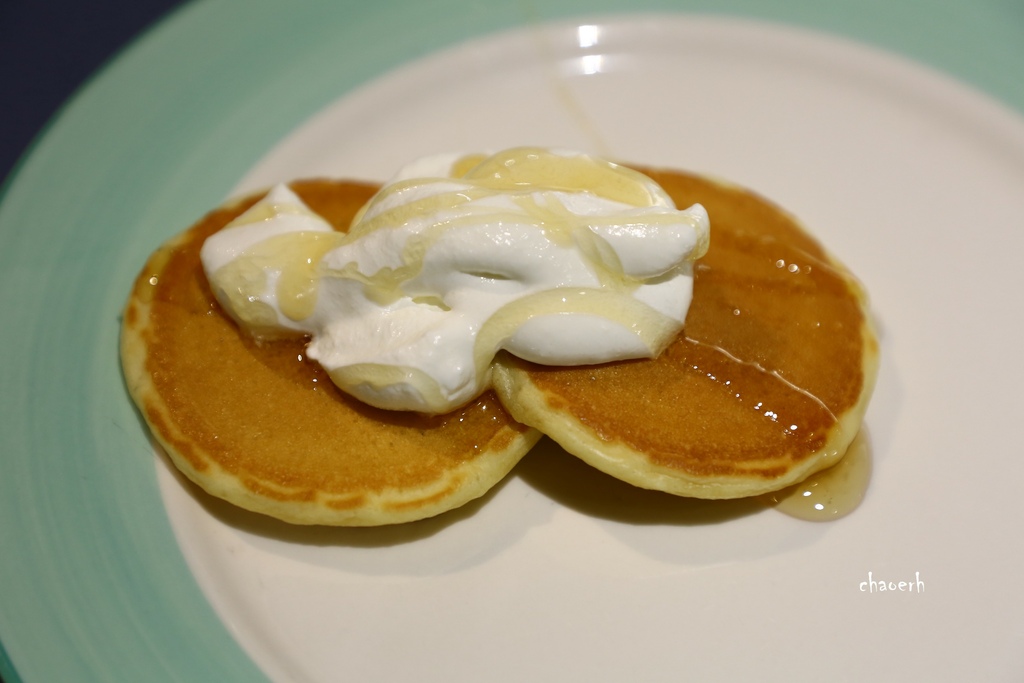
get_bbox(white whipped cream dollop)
[201,148,710,414]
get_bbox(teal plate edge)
[0,0,1021,681]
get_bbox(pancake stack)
[121,180,541,526]
[494,169,878,499]
[121,168,877,525]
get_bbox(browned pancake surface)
[493,169,878,497]
[121,180,539,526]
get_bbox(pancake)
[120,180,541,526]
[492,168,878,499]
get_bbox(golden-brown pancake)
[121,180,541,526]
[492,168,878,499]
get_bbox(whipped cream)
[201,148,710,413]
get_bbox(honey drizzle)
[762,430,872,521]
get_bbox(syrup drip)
[762,430,872,521]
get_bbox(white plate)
[158,15,1024,682]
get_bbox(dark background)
[1,2,186,680]
[1,0,186,188]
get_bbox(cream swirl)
[202,148,709,413]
